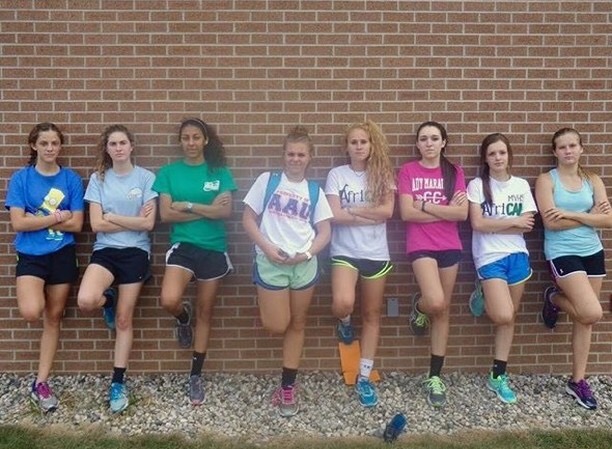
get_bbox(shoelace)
[280,386,296,405]
[357,379,374,396]
[414,312,429,327]
[497,375,513,393]
[35,382,52,399]
[110,383,125,400]
[425,377,446,394]
[574,380,593,398]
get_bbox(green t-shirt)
[153,160,237,252]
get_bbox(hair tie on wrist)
[421,201,426,212]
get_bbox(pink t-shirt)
[397,160,466,254]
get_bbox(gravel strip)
[1,372,610,443]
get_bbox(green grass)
[1,425,611,449]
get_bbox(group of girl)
[6,119,609,418]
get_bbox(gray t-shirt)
[84,165,158,253]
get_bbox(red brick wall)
[1,1,610,375]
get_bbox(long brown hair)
[27,122,64,166]
[479,133,513,207]
[94,124,135,182]
[344,120,394,206]
[416,121,457,201]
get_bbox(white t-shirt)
[243,172,333,257]
[467,175,537,269]
[324,164,391,260]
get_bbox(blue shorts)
[477,252,532,286]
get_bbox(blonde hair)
[284,125,313,154]
[344,120,395,205]
[552,127,592,181]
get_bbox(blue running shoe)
[109,382,129,413]
[355,376,378,407]
[336,320,355,345]
[487,372,517,404]
[469,279,485,317]
[102,287,117,330]
[566,379,597,410]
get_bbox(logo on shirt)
[127,187,143,200]
[203,180,220,191]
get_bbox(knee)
[261,316,289,335]
[160,294,180,313]
[488,308,515,326]
[576,303,603,325]
[115,312,133,333]
[421,294,447,316]
[361,308,382,326]
[77,292,100,313]
[20,306,42,323]
[332,295,354,318]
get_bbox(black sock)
[492,359,507,378]
[429,354,445,378]
[175,308,189,324]
[281,367,298,388]
[112,367,126,384]
[190,351,206,376]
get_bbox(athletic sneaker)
[30,381,59,413]
[109,382,129,413]
[272,385,299,417]
[355,376,378,407]
[102,287,117,330]
[541,286,560,329]
[189,374,205,405]
[409,292,429,335]
[566,379,597,410]
[423,376,447,408]
[487,372,517,404]
[468,279,485,317]
[336,320,355,345]
[176,301,193,349]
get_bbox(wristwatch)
[305,251,313,261]
[186,202,193,212]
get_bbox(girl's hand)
[544,207,570,222]
[213,192,231,206]
[591,200,611,215]
[140,202,154,217]
[449,191,467,206]
[515,214,535,231]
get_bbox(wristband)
[305,251,313,261]
[421,201,426,212]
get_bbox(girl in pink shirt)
[398,121,468,408]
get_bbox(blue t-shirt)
[5,165,84,255]
[544,168,603,259]
[84,166,158,254]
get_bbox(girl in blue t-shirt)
[535,127,612,410]
[5,122,84,413]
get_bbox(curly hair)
[27,122,64,166]
[94,124,135,182]
[344,120,395,206]
[179,118,227,169]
